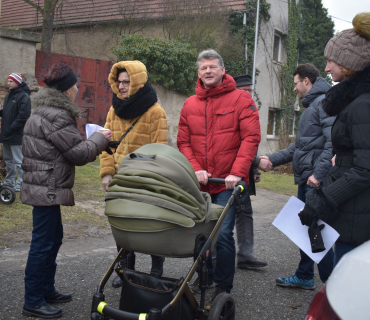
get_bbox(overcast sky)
[321,0,370,32]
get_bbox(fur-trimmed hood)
[108,61,148,100]
[31,87,81,119]
[322,64,370,116]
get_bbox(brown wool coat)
[99,61,168,178]
[20,87,109,206]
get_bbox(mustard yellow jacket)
[100,61,168,178]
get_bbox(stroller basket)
[119,270,195,320]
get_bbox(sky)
[321,0,370,32]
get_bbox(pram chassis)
[91,179,245,320]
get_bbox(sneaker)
[207,286,228,308]
[189,276,215,294]
[276,274,315,290]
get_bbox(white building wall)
[254,0,289,155]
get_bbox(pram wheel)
[0,186,16,205]
[208,293,235,320]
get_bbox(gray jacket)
[268,77,335,185]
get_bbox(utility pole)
[252,0,260,100]
[243,12,248,74]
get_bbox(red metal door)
[35,51,113,137]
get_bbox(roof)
[0,0,246,29]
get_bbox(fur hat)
[324,13,370,72]
[8,73,22,85]
[108,61,148,100]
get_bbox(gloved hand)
[308,217,326,253]
[298,203,316,226]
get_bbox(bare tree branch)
[21,0,44,14]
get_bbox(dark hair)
[293,63,320,84]
[117,68,128,77]
[43,63,74,86]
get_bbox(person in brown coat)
[21,63,111,319]
[100,60,168,288]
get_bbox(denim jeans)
[3,143,23,189]
[205,190,236,292]
[295,183,334,283]
[24,206,63,307]
[334,242,357,267]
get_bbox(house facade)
[0,0,289,154]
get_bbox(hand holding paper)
[272,196,339,264]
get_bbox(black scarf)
[112,80,158,119]
[322,64,370,117]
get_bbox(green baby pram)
[91,144,246,320]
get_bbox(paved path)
[0,188,321,320]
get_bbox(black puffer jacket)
[307,65,370,245]
[0,82,31,145]
[268,77,334,185]
[21,87,109,207]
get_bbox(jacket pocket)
[216,107,235,130]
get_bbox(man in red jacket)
[177,49,261,303]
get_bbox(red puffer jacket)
[177,74,261,195]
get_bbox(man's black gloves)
[298,203,316,226]
[308,217,326,253]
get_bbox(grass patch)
[0,160,109,247]
[1,160,298,247]
[258,171,297,196]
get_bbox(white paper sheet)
[85,123,106,139]
[272,196,339,264]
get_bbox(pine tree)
[298,0,335,81]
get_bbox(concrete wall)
[0,28,41,82]
[152,83,187,148]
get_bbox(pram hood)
[105,144,222,233]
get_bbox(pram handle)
[207,177,225,184]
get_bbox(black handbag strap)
[117,116,142,144]
[106,116,142,154]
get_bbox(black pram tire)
[0,186,16,205]
[208,293,235,320]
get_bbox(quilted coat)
[99,61,168,178]
[306,64,370,245]
[21,87,109,206]
[177,74,261,195]
[0,82,31,145]
[268,77,334,185]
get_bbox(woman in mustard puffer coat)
[100,60,168,288]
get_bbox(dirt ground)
[1,200,113,248]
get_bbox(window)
[267,109,276,137]
[273,33,281,62]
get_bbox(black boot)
[150,255,165,277]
